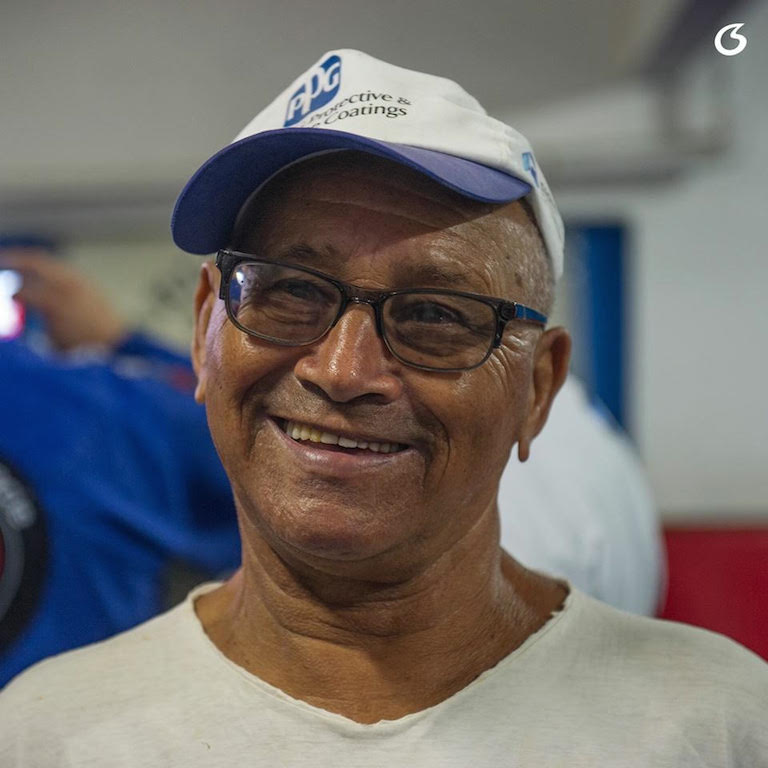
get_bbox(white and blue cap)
[172,49,564,279]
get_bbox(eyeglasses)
[215,249,547,372]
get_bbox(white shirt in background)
[499,376,663,615]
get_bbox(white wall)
[0,0,675,197]
[551,4,768,517]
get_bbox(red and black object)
[0,457,48,654]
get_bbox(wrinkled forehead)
[233,153,498,235]
[230,152,540,295]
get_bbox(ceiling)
[1,0,685,197]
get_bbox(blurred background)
[3,0,766,520]
[1,0,766,659]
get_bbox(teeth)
[282,421,402,453]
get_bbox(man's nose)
[293,304,403,403]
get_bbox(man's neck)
[196,510,567,724]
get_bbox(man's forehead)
[238,155,487,230]
[231,153,531,257]
[227,152,551,308]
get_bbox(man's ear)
[192,260,218,405]
[517,327,571,462]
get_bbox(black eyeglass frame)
[215,249,548,372]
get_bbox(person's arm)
[112,331,192,369]
[1,248,192,372]
[0,249,127,351]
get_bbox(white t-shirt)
[1,583,766,767]
[499,376,663,615]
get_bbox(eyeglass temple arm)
[500,302,548,327]
[493,302,547,347]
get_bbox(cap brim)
[171,128,532,254]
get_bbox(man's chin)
[272,513,400,564]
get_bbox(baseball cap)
[171,49,564,279]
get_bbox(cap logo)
[522,152,539,187]
[284,54,342,127]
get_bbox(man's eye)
[269,279,328,302]
[400,302,465,325]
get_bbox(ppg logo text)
[284,54,342,127]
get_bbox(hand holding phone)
[0,269,24,340]
[0,251,126,350]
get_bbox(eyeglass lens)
[228,261,497,370]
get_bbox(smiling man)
[1,50,767,767]
[190,151,569,726]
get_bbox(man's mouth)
[279,419,407,455]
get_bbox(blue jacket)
[0,335,240,686]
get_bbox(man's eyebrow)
[392,261,475,287]
[269,243,338,265]
[268,244,475,287]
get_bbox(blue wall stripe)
[568,224,626,428]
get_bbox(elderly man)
[1,50,766,766]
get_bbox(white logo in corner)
[714,23,747,56]
[284,54,342,127]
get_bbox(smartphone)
[0,269,25,340]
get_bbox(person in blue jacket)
[0,249,240,686]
